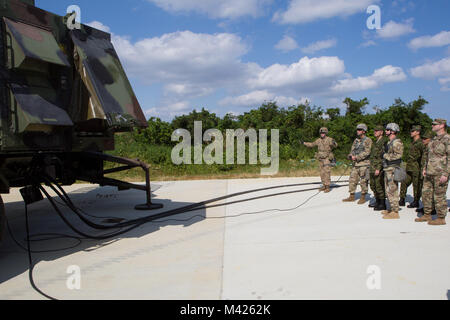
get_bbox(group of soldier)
[304,119,449,226]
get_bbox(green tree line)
[110,96,441,178]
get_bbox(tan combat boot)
[381,210,391,216]
[324,186,331,193]
[342,194,355,202]
[357,194,367,205]
[428,218,446,226]
[383,211,400,219]
[415,214,432,223]
[319,186,326,191]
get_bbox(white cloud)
[301,39,337,54]
[410,57,450,91]
[273,0,378,24]
[220,90,272,107]
[331,65,407,94]
[163,83,214,98]
[219,90,308,108]
[114,32,346,101]
[275,35,299,52]
[112,30,253,100]
[145,101,193,118]
[439,77,450,85]
[275,95,309,107]
[145,103,190,119]
[249,56,345,93]
[376,19,415,39]
[408,31,450,50]
[360,40,376,48]
[146,0,272,19]
[86,21,111,33]
[111,30,260,117]
[391,0,416,13]
[439,77,450,91]
[410,57,450,79]
[107,27,409,119]
[165,101,191,111]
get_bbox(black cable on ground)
[24,182,341,301]
[7,216,83,253]
[43,175,125,222]
[154,190,324,224]
[35,169,350,238]
[42,177,122,231]
[21,170,350,300]
[24,203,57,300]
[10,179,348,252]
[38,185,134,240]
[41,173,350,231]
[38,180,349,241]
[153,169,349,224]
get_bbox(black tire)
[0,196,5,242]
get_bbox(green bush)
[109,96,439,178]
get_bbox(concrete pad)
[0,177,449,300]
[0,180,227,300]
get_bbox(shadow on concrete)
[405,195,414,204]
[0,184,206,284]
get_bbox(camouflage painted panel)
[1,0,53,29]
[4,17,69,68]
[10,83,73,133]
[70,29,147,130]
[18,0,35,6]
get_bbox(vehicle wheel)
[0,196,5,242]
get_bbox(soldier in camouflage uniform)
[304,127,338,193]
[415,119,449,226]
[416,131,436,215]
[369,125,387,211]
[343,124,373,204]
[382,123,404,220]
[399,125,425,208]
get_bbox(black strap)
[386,159,402,166]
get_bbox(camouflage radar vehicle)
[0,0,162,242]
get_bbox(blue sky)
[38,0,450,122]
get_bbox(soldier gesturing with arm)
[304,128,337,193]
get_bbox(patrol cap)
[374,125,384,132]
[410,125,422,132]
[432,118,447,126]
[356,123,368,132]
[319,127,329,134]
[421,131,435,139]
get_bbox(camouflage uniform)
[305,134,337,188]
[348,136,372,195]
[400,129,425,204]
[383,138,404,213]
[421,123,450,220]
[370,134,387,201]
